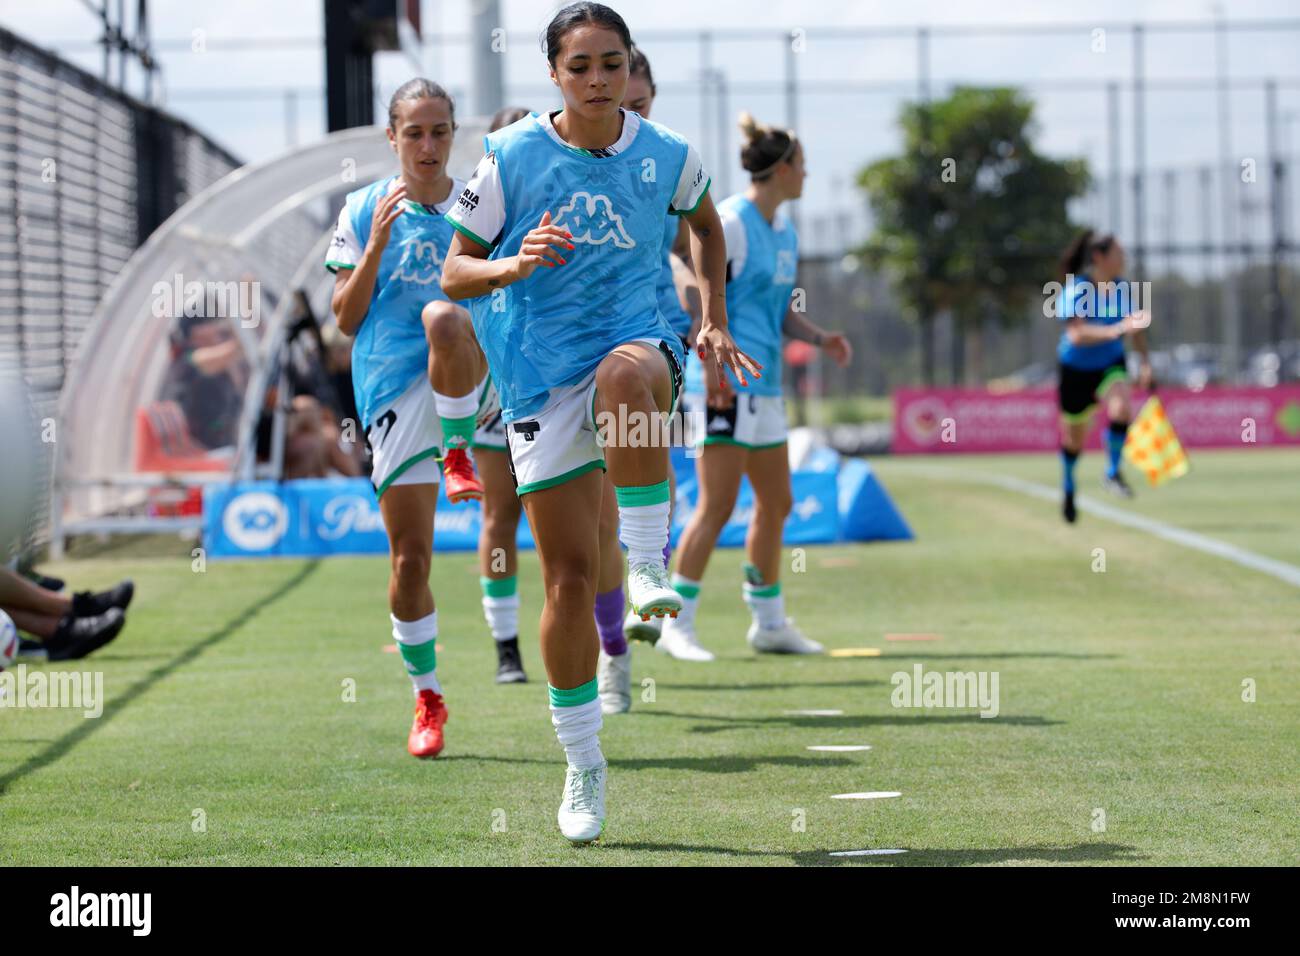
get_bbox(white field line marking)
[784,709,844,716]
[832,791,901,800]
[829,848,908,857]
[807,745,872,752]
[895,465,1300,591]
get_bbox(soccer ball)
[0,610,18,672]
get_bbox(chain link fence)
[0,26,241,557]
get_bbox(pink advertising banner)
[891,385,1300,454]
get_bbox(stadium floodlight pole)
[1215,5,1241,382]
[1163,169,1176,271]
[1265,78,1287,353]
[1199,166,1213,262]
[699,30,712,176]
[1131,23,1145,284]
[116,0,126,90]
[716,68,730,200]
[1107,81,1121,234]
[470,0,503,118]
[917,25,934,386]
[785,33,799,234]
[323,0,374,131]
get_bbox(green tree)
[857,87,1090,385]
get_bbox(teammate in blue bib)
[327,79,500,761]
[441,2,759,845]
[581,45,705,715]
[666,112,853,661]
[1054,229,1154,523]
[468,106,533,688]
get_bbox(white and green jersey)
[446,109,706,422]
[326,176,465,429]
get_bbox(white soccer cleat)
[557,762,607,844]
[656,617,715,662]
[626,561,682,621]
[623,607,663,645]
[597,648,633,715]
[747,618,825,655]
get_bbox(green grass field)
[2,448,1297,866]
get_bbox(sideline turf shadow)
[794,842,1145,867]
[634,710,1063,733]
[655,679,888,692]
[608,841,1141,866]
[0,560,321,796]
[607,754,854,773]
[874,652,1119,661]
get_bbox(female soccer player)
[328,79,494,759]
[592,44,701,716]
[660,112,853,662]
[472,106,533,686]
[441,2,757,843]
[1055,230,1153,523]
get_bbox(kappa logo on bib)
[553,191,635,249]
[390,237,444,285]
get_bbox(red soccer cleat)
[408,690,448,758]
[442,448,484,503]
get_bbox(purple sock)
[594,587,628,656]
[663,542,673,567]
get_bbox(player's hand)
[704,360,734,410]
[369,180,407,253]
[1122,309,1152,334]
[513,211,574,280]
[686,314,702,352]
[821,332,853,368]
[697,322,762,390]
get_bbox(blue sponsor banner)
[203,479,536,559]
[204,456,904,559]
[670,471,840,547]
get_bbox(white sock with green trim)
[480,575,519,641]
[435,389,479,451]
[615,480,671,568]
[549,679,603,769]
[672,573,701,628]
[392,610,441,694]
[743,581,785,630]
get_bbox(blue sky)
[5,0,1300,249]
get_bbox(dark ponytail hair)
[387,78,456,131]
[489,106,531,132]
[738,111,798,181]
[628,45,656,96]
[1059,229,1115,280]
[542,2,633,67]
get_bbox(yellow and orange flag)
[1123,395,1189,487]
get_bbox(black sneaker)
[1101,472,1135,500]
[29,572,65,592]
[16,636,47,661]
[70,580,135,617]
[44,608,126,661]
[495,637,527,684]
[1062,489,1077,524]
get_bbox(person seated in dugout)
[282,394,363,479]
[161,313,249,452]
[0,566,133,662]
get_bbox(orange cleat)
[442,448,484,503]
[408,689,448,758]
